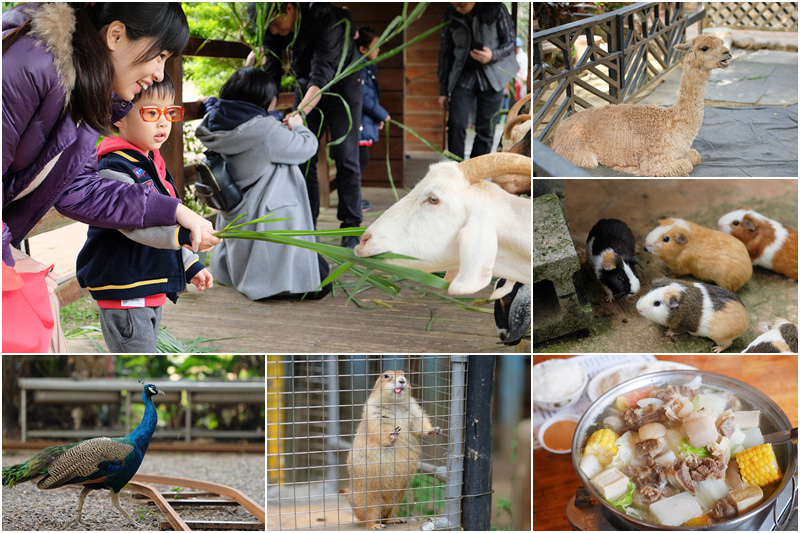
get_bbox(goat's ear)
[674,43,693,53]
[448,205,498,295]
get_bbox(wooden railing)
[531,2,706,144]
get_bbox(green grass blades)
[214,214,451,297]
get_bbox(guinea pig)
[741,318,798,353]
[586,218,640,302]
[644,218,752,291]
[636,278,749,353]
[717,207,798,279]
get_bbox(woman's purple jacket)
[2,3,179,266]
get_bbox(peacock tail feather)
[2,443,77,487]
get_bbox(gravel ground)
[2,451,265,531]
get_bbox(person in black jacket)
[249,2,363,247]
[438,2,518,160]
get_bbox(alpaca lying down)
[550,35,732,177]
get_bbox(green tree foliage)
[182,2,257,98]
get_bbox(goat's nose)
[358,232,371,246]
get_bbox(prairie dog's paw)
[427,426,442,436]
[389,426,401,443]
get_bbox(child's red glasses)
[139,105,184,122]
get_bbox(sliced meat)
[635,438,665,458]
[623,405,667,429]
[623,457,668,509]
[709,496,738,523]
[632,485,664,508]
[667,459,697,495]
[685,454,727,482]
[717,409,736,437]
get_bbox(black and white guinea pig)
[741,319,798,353]
[493,279,531,346]
[636,278,749,353]
[586,219,640,302]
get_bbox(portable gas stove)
[566,475,798,531]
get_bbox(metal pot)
[571,370,797,530]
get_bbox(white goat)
[354,152,531,297]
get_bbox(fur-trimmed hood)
[4,2,76,109]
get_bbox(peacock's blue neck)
[127,388,158,453]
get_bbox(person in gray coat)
[195,67,330,300]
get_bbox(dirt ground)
[534,178,798,353]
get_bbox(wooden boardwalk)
[159,182,523,353]
[62,173,525,354]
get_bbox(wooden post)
[162,54,185,199]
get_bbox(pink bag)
[2,263,55,353]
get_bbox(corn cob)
[736,443,782,486]
[584,428,619,466]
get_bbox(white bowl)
[538,414,581,454]
[532,359,588,411]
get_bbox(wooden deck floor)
[161,179,524,353]
[54,169,522,354]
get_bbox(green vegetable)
[679,438,711,458]
[604,480,635,511]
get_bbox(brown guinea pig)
[644,218,752,291]
[717,207,798,279]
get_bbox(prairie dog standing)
[346,370,440,530]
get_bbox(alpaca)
[549,35,732,177]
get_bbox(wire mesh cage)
[267,355,468,530]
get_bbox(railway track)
[129,474,265,531]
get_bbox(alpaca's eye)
[663,236,670,243]
[700,46,709,52]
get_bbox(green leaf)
[678,438,711,458]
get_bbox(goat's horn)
[503,113,532,141]
[507,93,531,122]
[457,153,531,194]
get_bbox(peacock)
[2,382,164,528]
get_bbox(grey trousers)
[98,306,162,353]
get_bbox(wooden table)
[532,354,798,531]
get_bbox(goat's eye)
[662,236,670,243]
[700,46,709,52]
[427,195,439,205]
[654,301,661,307]
[732,221,739,226]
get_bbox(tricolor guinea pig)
[741,318,798,353]
[717,207,798,279]
[586,219,640,302]
[644,218,752,291]
[636,278,749,353]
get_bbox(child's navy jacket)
[77,148,204,304]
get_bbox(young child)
[356,26,391,212]
[76,74,213,353]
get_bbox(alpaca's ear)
[674,43,693,53]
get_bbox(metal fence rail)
[532,2,706,144]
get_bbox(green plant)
[215,213,450,301]
[171,487,185,499]
[397,474,445,517]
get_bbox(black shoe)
[361,199,373,213]
[341,235,360,249]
